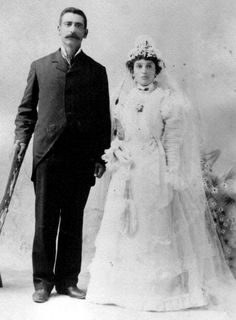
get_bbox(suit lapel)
[69,51,88,72]
[51,50,88,73]
[51,49,68,73]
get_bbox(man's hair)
[59,7,87,29]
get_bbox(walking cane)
[0,142,28,286]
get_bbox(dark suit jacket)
[15,50,111,180]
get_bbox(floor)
[0,177,233,320]
[0,268,232,320]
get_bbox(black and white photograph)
[0,1,236,319]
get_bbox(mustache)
[65,34,80,40]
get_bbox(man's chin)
[65,37,80,43]
[63,38,81,47]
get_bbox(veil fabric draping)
[86,39,236,316]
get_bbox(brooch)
[136,104,144,112]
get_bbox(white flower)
[225,246,232,255]
[136,104,144,112]
[127,35,163,62]
[208,198,217,209]
[219,215,225,222]
[228,234,236,249]
[211,187,218,194]
[102,138,133,171]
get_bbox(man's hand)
[94,162,105,178]
[14,140,27,161]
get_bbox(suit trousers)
[32,146,93,292]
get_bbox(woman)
[86,36,235,313]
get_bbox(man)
[14,7,111,303]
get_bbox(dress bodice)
[112,85,186,189]
[116,87,165,145]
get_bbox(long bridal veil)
[89,35,236,316]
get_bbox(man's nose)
[69,24,76,32]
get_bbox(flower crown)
[127,35,163,63]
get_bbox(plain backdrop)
[0,0,236,269]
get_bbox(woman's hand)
[94,162,106,178]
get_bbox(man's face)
[58,13,88,50]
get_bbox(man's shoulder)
[33,50,59,65]
[82,52,106,71]
[31,50,106,72]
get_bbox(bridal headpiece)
[127,35,163,63]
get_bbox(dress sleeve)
[161,89,185,189]
[112,103,125,140]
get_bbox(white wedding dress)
[86,84,235,313]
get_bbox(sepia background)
[0,0,236,274]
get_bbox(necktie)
[68,56,75,67]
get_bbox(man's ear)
[83,29,88,39]
[57,25,61,36]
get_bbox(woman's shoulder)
[160,89,186,119]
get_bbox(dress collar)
[136,81,156,93]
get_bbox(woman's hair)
[126,55,163,76]
[59,7,87,29]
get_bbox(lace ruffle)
[102,138,132,171]
[88,291,208,312]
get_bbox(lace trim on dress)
[88,290,208,312]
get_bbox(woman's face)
[133,59,156,86]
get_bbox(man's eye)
[75,23,84,28]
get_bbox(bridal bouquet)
[102,138,133,171]
[201,150,236,277]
